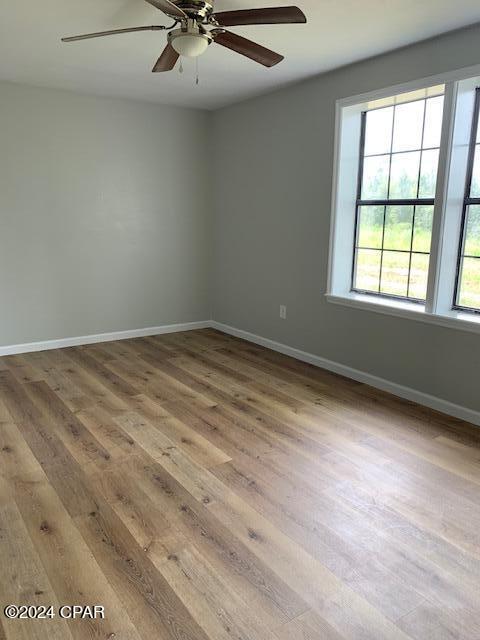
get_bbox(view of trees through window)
[456,90,480,311]
[353,92,444,301]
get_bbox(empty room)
[1,1,480,639]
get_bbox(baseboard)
[211,320,480,427]
[0,321,211,357]
[3,317,478,427]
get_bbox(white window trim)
[325,293,480,334]
[327,63,480,335]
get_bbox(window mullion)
[424,81,458,314]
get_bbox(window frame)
[453,86,480,314]
[352,101,438,304]
[327,65,480,335]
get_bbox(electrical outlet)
[280,305,287,320]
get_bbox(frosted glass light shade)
[172,33,209,58]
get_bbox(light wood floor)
[1,329,480,640]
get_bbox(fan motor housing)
[172,0,214,19]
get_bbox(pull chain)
[177,57,199,84]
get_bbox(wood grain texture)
[0,328,479,639]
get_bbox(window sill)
[326,292,480,334]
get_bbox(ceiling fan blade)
[62,25,165,42]
[213,30,284,67]
[144,0,187,19]
[152,43,179,72]
[213,6,306,27]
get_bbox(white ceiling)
[1,0,480,110]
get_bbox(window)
[328,70,480,332]
[353,90,444,302]
[454,87,480,312]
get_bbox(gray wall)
[211,23,480,412]
[0,82,211,345]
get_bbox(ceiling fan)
[61,1,307,71]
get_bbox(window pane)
[380,250,410,296]
[361,155,389,199]
[464,205,480,257]
[357,206,384,248]
[408,253,430,300]
[389,151,421,199]
[354,91,442,305]
[366,85,444,111]
[470,145,480,197]
[392,101,425,152]
[364,107,393,156]
[383,206,413,250]
[423,96,444,149]
[412,205,433,252]
[418,148,439,198]
[458,257,480,309]
[355,249,381,292]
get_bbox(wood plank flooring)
[1,328,480,639]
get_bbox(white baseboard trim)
[211,321,480,427]
[3,317,478,427]
[0,321,211,357]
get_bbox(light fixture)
[169,24,212,59]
